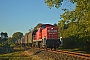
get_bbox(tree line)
[45,0,90,51]
[0,32,23,53]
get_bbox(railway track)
[35,48,90,60]
[52,50,90,60]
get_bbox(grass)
[0,47,34,60]
[14,47,25,51]
[0,51,33,60]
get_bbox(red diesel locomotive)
[16,24,61,50]
[32,24,60,49]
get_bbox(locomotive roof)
[40,24,54,27]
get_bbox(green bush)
[10,43,15,47]
[62,36,90,52]
[62,38,77,48]
[0,44,3,47]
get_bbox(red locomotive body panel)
[42,28,48,39]
[47,27,58,39]
[36,28,42,40]
[36,24,58,40]
[42,27,58,40]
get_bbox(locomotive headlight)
[51,28,53,29]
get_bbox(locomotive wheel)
[54,47,56,51]
[54,46,56,50]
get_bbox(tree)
[0,32,8,47]
[45,0,90,23]
[8,37,13,45]
[53,23,58,27]
[45,0,63,8]
[33,23,42,30]
[0,32,8,39]
[12,32,23,42]
[45,0,90,50]
[58,20,65,37]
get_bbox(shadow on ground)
[33,50,43,55]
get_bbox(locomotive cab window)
[42,25,46,28]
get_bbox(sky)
[0,0,75,37]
